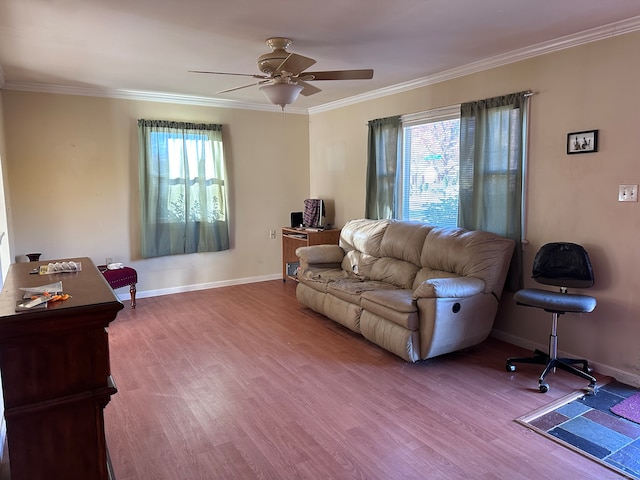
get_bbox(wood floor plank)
[104,280,623,479]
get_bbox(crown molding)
[1,81,308,114]
[308,15,640,114]
[2,15,639,114]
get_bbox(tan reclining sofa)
[295,219,515,362]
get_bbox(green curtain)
[459,92,529,291]
[365,116,401,219]
[138,120,229,258]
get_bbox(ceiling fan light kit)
[259,83,303,109]
[191,37,374,108]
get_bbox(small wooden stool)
[100,265,138,308]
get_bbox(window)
[398,106,460,226]
[138,120,229,258]
[367,92,528,289]
[159,133,224,223]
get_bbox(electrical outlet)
[618,184,638,202]
[269,229,276,239]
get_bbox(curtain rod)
[366,90,538,125]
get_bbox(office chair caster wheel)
[506,363,515,372]
[539,382,549,393]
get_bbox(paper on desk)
[16,282,63,310]
[17,295,51,310]
[20,281,63,296]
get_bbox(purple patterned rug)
[611,392,640,424]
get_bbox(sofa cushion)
[368,257,419,289]
[339,219,390,257]
[297,268,351,293]
[419,227,471,274]
[296,282,327,313]
[327,279,397,304]
[360,310,420,362]
[379,220,433,265]
[361,289,418,330]
[341,251,378,278]
[324,293,364,333]
[296,244,345,266]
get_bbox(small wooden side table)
[281,227,341,281]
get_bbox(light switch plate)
[618,184,638,202]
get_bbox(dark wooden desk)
[0,257,124,480]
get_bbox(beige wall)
[2,92,310,292]
[309,32,640,384]
[0,92,11,282]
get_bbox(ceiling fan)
[190,37,374,108]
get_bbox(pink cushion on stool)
[100,266,138,308]
[102,266,138,289]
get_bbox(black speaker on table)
[290,211,303,228]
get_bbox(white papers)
[16,282,64,310]
[20,281,63,295]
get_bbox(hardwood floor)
[104,280,621,479]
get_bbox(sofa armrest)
[412,277,485,300]
[296,244,345,266]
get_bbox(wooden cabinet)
[0,258,123,480]
[282,227,341,281]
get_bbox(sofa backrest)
[414,227,515,297]
[341,219,430,289]
[339,218,390,256]
[338,219,515,297]
[364,221,433,288]
[380,220,435,265]
[339,218,391,283]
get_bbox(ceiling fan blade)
[304,69,374,81]
[216,79,271,94]
[276,53,316,76]
[298,81,322,96]
[190,70,268,79]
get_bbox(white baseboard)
[112,273,282,302]
[492,329,640,389]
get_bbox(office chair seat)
[513,288,596,314]
[506,242,597,394]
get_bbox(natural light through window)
[167,136,215,180]
[148,132,225,223]
[399,107,460,226]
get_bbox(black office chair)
[506,242,597,393]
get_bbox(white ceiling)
[2,0,640,112]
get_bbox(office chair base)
[506,349,597,394]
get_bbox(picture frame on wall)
[567,130,598,154]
